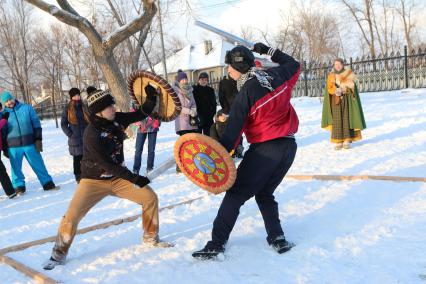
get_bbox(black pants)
[199,121,213,136]
[73,155,83,181]
[211,137,297,245]
[0,155,15,196]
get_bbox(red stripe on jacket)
[243,68,300,144]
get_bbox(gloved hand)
[134,175,150,188]
[189,109,197,117]
[141,84,158,115]
[2,112,9,120]
[252,42,271,55]
[35,140,43,152]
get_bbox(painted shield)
[174,133,237,194]
[127,70,181,122]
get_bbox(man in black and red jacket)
[193,43,300,259]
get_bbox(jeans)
[133,131,157,174]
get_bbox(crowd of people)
[0,42,366,267]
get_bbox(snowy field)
[1,89,425,284]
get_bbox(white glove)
[189,109,197,116]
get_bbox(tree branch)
[104,1,157,50]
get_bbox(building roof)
[153,39,236,75]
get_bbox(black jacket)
[218,77,238,115]
[209,120,227,142]
[80,110,146,182]
[192,84,217,127]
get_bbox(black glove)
[2,112,9,120]
[141,84,158,115]
[252,42,271,55]
[35,139,43,152]
[134,175,150,188]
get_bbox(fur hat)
[225,45,255,74]
[176,70,188,82]
[69,87,81,99]
[0,91,14,105]
[87,89,115,114]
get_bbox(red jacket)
[220,49,300,151]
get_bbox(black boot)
[269,235,294,254]
[43,181,59,191]
[192,241,225,260]
[15,186,26,196]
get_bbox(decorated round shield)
[127,70,181,122]
[174,133,237,194]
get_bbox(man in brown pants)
[44,87,171,270]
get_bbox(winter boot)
[43,257,64,270]
[15,186,26,196]
[343,141,351,149]
[143,235,174,248]
[8,192,17,199]
[43,181,59,191]
[334,143,343,150]
[192,241,225,260]
[269,235,295,254]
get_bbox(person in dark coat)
[218,75,238,115]
[44,87,171,270]
[0,106,16,199]
[192,72,217,136]
[61,88,89,183]
[193,43,300,259]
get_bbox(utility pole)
[157,0,168,80]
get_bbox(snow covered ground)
[1,89,425,284]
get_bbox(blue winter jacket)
[3,101,42,148]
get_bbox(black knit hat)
[69,87,81,99]
[225,45,255,74]
[86,86,97,96]
[199,72,208,79]
[87,89,115,114]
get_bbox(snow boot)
[15,186,26,196]
[343,141,351,149]
[43,257,64,270]
[8,192,17,199]
[143,236,174,248]
[43,181,59,191]
[269,235,295,254]
[192,241,225,260]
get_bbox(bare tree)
[340,0,377,58]
[395,0,418,53]
[0,0,35,103]
[24,0,157,110]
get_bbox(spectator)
[132,104,160,175]
[173,70,199,173]
[0,106,16,199]
[0,91,57,195]
[61,88,89,183]
[321,58,366,150]
[192,72,217,136]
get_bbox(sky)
[29,0,426,57]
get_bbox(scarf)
[237,67,274,92]
[179,82,192,99]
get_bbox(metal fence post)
[303,60,308,97]
[404,45,409,88]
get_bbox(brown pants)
[51,178,159,262]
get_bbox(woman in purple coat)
[173,70,199,172]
